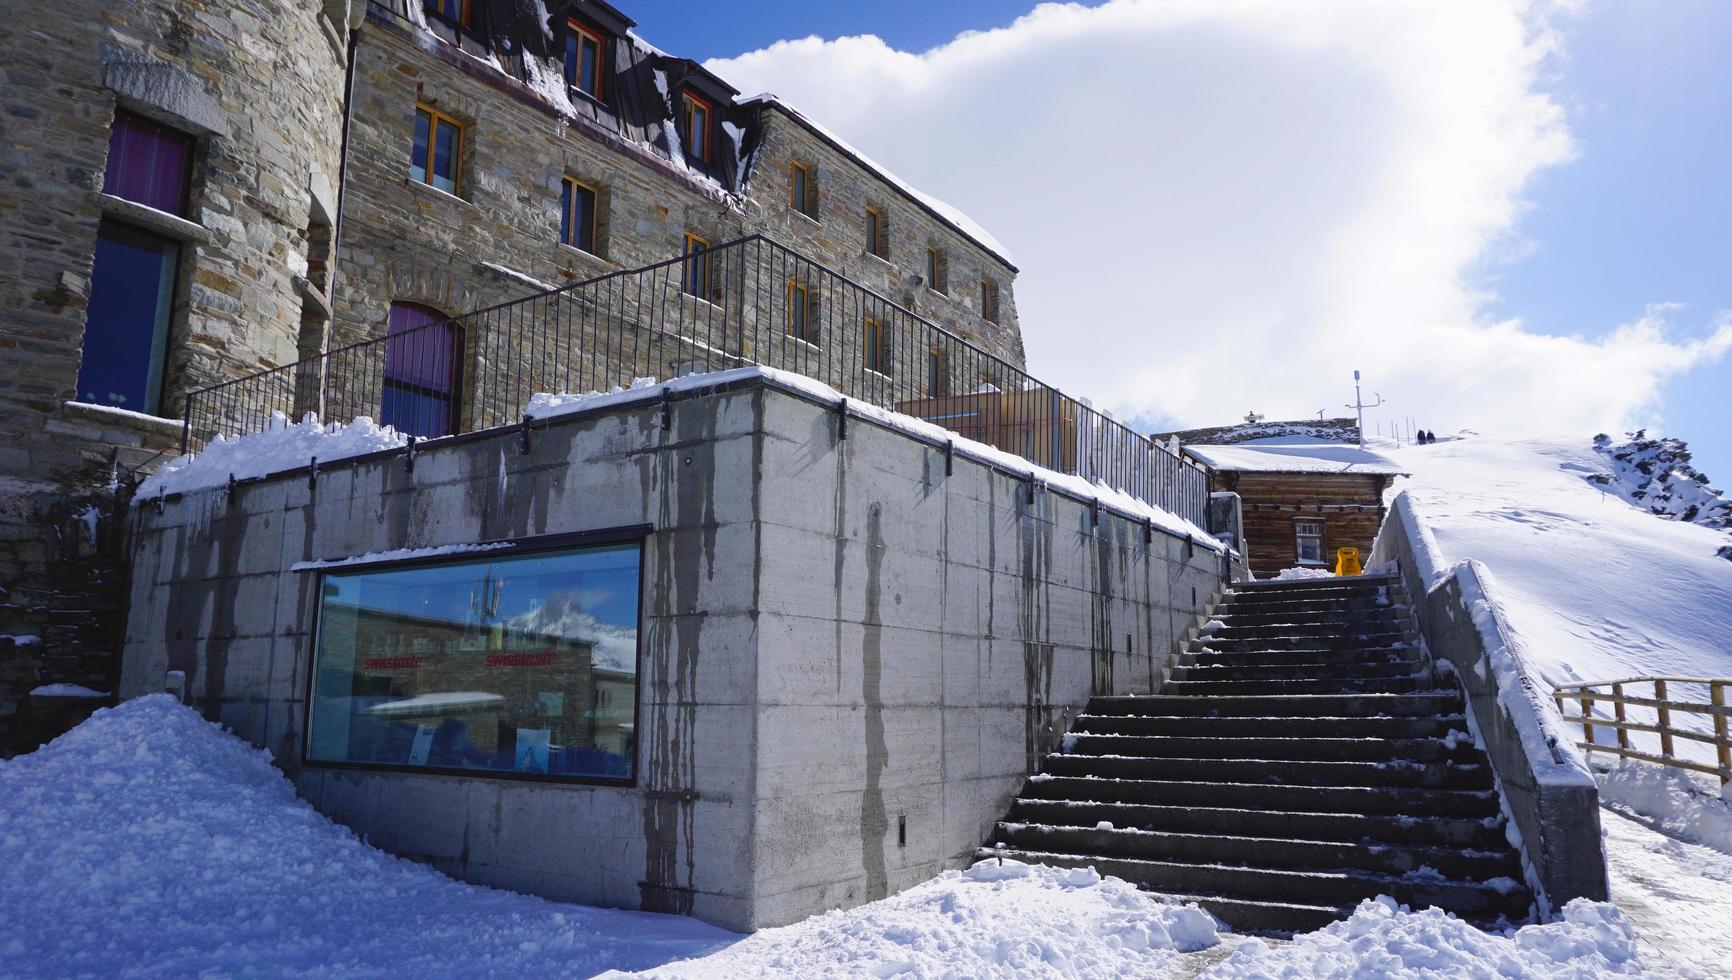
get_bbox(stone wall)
[117,375,1224,930]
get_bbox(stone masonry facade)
[0,0,1026,752]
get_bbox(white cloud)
[709,0,1731,437]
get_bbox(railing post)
[1612,683,1630,749]
[1047,386,1062,473]
[179,394,193,456]
[1654,679,1674,761]
[1580,694,1595,746]
[1713,681,1730,785]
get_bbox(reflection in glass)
[307,542,641,780]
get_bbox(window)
[306,540,643,782]
[981,276,1000,324]
[926,348,949,396]
[411,105,462,195]
[560,177,598,254]
[865,206,888,258]
[424,0,470,28]
[786,281,819,342]
[863,317,888,375]
[926,247,948,294]
[75,220,179,415]
[381,302,462,438]
[681,92,712,163]
[103,110,194,216]
[682,232,712,299]
[565,20,606,99]
[790,162,817,218]
[1295,521,1325,565]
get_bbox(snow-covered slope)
[1385,435,1732,765]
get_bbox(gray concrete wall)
[120,376,1225,930]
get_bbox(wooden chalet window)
[411,105,462,195]
[863,317,888,375]
[926,348,949,396]
[786,281,818,342]
[926,246,948,293]
[425,0,470,29]
[560,177,599,254]
[681,92,713,163]
[565,20,606,99]
[980,276,1000,324]
[865,206,888,259]
[682,232,713,299]
[790,162,817,218]
[1295,520,1326,565]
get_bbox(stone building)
[0,0,1023,751]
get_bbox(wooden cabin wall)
[1212,472,1391,579]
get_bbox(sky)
[632,0,1732,479]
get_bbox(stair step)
[1004,799,1508,849]
[1216,610,1410,628]
[1088,692,1463,719]
[1063,733,1477,763]
[1170,660,1426,681]
[991,824,1521,881]
[1073,713,1469,739]
[1019,776,1501,818]
[1197,633,1413,652]
[1202,622,1411,641]
[1232,575,1401,593]
[984,848,1531,923]
[1221,596,1399,616]
[1160,676,1434,696]
[1042,755,1493,790]
[1183,646,1423,669]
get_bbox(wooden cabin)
[1182,441,1408,579]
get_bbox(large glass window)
[565,21,606,98]
[411,106,462,195]
[681,92,711,163]
[76,220,178,414]
[381,302,462,438]
[307,542,642,781]
[103,110,193,216]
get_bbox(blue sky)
[636,1,1731,480]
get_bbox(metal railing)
[1554,675,1732,785]
[182,235,1213,530]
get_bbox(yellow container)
[1334,547,1363,577]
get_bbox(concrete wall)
[119,375,1223,930]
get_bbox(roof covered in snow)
[1186,437,1409,476]
[741,94,1017,270]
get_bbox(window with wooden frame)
[681,92,712,163]
[1294,520,1326,565]
[682,232,713,299]
[425,0,471,28]
[411,105,462,195]
[789,162,817,218]
[565,20,606,99]
[786,281,819,343]
[925,246,948,293]
[980,276,1000,323]
[865,206,888,258]
[926,348,949,396]
[560,177,599,255]
[863,316,889,375]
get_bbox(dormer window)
[424,0,470,29]
[565,20,606,99]
[681,92,712,163]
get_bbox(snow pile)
[138,413,407,500]
[1596,760,1732,856]
[28,684,109,698]
[1386,436,1732,768]
[1275,566,1336,580]
[634,860,1220,978]
[0,696,735,976]
[1590,431,1731,529]
[1187,437,1407,475]
[1206,897,1643,978]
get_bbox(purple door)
[381,302,462,438]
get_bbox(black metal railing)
[182,235,1213,530]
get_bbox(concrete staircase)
[981,573,1534,935]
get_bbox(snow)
[3,633,41,646]
[480,259,558,293]
[738,93,1016,268]
[1598,805,1732,978]
[1596,760,1732,855]
[28,684,109,698]
[1386,435,1732,769]
[138,413,408,500]
[526,367,1226,550]
[1590,431,1731,532]
[630,860,1222,978]
[1201,619,1227,633]
[0,696,735,976]
[290,541,514,572]
[1205,896,1643,978]
[1274,566,1336,580]
[1186,438,1409,475]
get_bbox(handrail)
[1553,676,1731,785]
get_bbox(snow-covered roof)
[740,94,1017,270]
[1186,437,1409,476]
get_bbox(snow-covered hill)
[1590,431,1732,549]
[1384,434,1732,765]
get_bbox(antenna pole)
[1346,370,1387,449]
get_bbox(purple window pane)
[103,112,192,216]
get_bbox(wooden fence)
[1553,675,1731,785]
